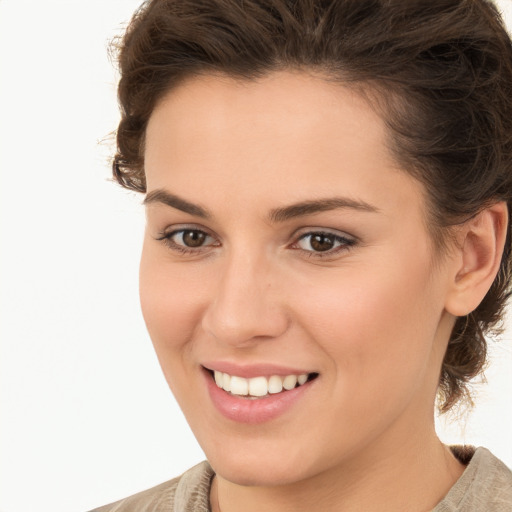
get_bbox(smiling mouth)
[205,369,319,399]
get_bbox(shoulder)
[88,461,214,512]
[435,447,512,512]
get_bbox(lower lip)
[203,369,315,424]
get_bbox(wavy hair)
[112,0,512,412]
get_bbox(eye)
[172,230,210,247]
[156,228,218,253]
[294,231,356,256]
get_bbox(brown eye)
[309,234,335,252]
[181,230,207,247]
[296,231,355,255]
[161,229,216,251]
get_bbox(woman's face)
[140,71,457,485]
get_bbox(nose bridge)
[201,246,288,346]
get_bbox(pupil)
[311,234,334,252]
[183,231,206,247]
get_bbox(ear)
[445,202,508,317]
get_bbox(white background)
[0,1,511,511]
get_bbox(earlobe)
[445,202,508,317]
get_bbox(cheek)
[139,249,216,423]
[292,253,441,404]
[139,245,206,366]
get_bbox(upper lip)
[202,361,316,379]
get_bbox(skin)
[140,71,506,512]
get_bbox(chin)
[212,458,311,487]
[203,436,321,487]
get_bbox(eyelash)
[156,228,218,255]
[292,231,356,258]
[156,228,356,258]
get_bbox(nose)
[201,251,289,347]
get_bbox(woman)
[92,0,512,510]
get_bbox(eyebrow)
[143,189,211,218]
[268,197,379,222]
[143,188,379,221]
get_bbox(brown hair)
[112,0,512,412]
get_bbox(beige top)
[90,447,512,511]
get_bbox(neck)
[211,426,465,512]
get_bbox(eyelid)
[289,228,357,257]
[291,226,357,242]
[153,224,357,258]
[155,224,220,253]
[157,223,218,239]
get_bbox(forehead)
[146,71,388,160]
[144,71,426,222]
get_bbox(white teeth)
[230,375,249,396]
[212,370,313,397]
[268,375,283,394]
[222,372,231,392]
[283,374,297,390]
[248,376,268,397]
